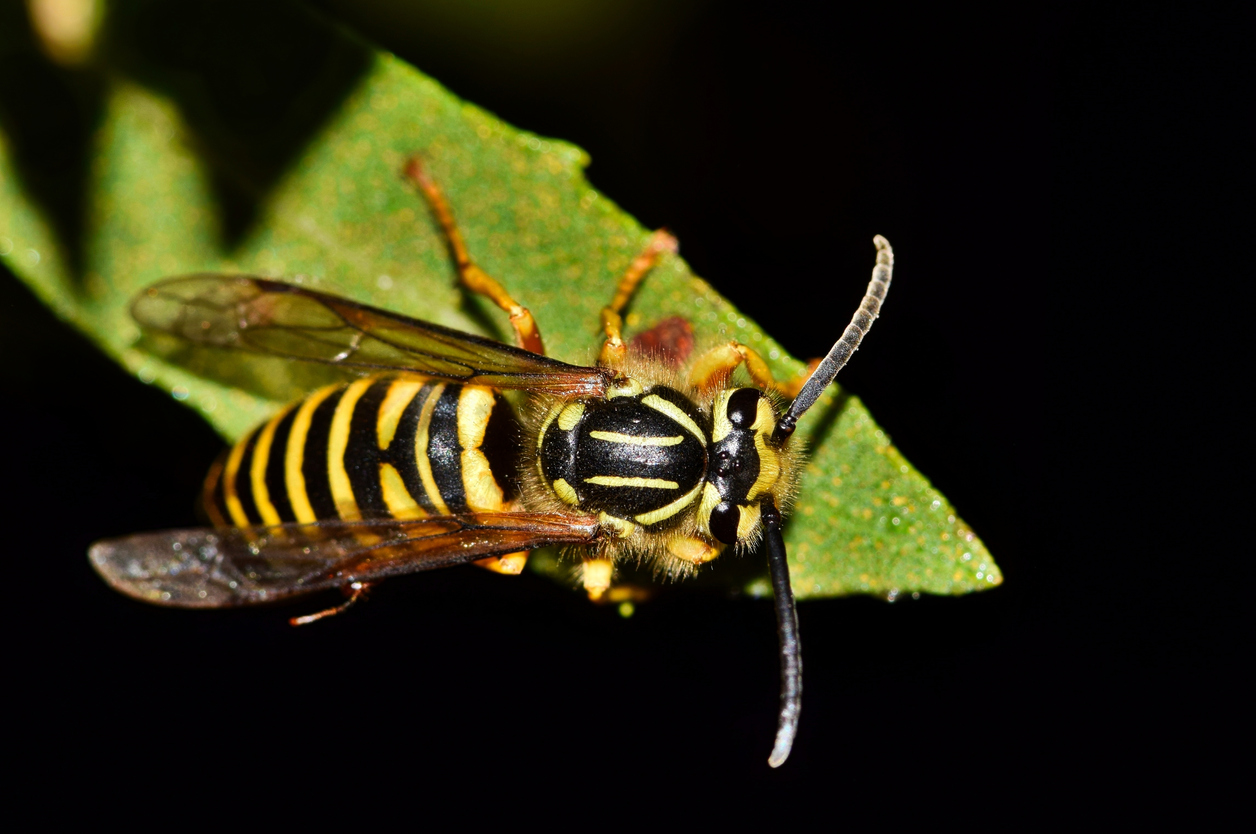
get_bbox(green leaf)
[0,0,999,599]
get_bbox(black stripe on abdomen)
[301,388,344,520]
[427,385,467,513]
[264,408,298,523]
[345,378,391,518]
[234,429,262,525]
[384,382,439,514]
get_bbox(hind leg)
[405,158,546,355]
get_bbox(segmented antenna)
[775,235,894,441]
[762,501,802,767]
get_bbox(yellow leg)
[404,158,545,355]
[582,556,614,601]
[598,230,679,368]
[687,340,821,400]
[668,536,725,565]
[474,551,530,575]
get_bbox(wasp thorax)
[700,388,787,545]
[537,385,709,530]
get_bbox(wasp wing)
[131,275,612,397]
[89,513,600,609]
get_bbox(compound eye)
[726,388,760,429]
[709,501,741,545]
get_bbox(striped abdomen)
[206,377,519,527]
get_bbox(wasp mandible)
[90,158,894,767]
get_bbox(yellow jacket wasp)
[89,159,894,767]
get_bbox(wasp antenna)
[762,501,802,768]
[775,235,894,441]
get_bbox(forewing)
[131,275,612,397]
[89,513,601,608]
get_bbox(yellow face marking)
[415,383,451,516]
[736,501,762,541]
[711,391,734,443]
[588,431,683,447]
[328,378,373,521]
[698,482,722,535]
[557,401,586,431]
[249,405,293,526]
[552,478,580,506]
[641,395,706,446]
[598,512,638,539]
[377,379,424,450]
[378,462,425,519]
[584,476,679,489]
[222,427,255,527]
[285,385,340,524]
[747,398,783,501]
[634,480,704,526]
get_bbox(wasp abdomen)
[539,385,708,527]
[207,377,519,526]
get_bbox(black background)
[2,0,1241,817]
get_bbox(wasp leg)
[289,582,373,626]
[581,556,614,601]
[668,536,725,566]
[687,342,819,399]
[474,550,530,575]
[598,230,679,368]
[404,158,545,355]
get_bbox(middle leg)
[597,230,679,369]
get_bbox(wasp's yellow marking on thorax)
[552,477,579,506]
[458,386,505,512]
[584,476,679,489]
[599,512,638,538]
[536,401,562,451]
[415,383,451,515]
[377,378,424,450]
[557,401,586,431]
[222,427,256,527]
[607,378,644,398]
[286,385,340,524]
[328,378,374,521]
[589,431,683,447]
[250,405,294,526]
[634,480,704,526]
[641,394,706,446]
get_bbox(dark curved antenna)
[775,235,894,441]
[762,501,801,767]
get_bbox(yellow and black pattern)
[207,377,519,526]
[536,384,709,529]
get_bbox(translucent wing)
[132,275,613,397]
[89,513,601,608]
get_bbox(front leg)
[687,341,818,399]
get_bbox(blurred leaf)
[0,0,999,599]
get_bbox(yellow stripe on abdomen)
[249,405,292,526]
[327,378,374,521]
[285,384,340,524]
